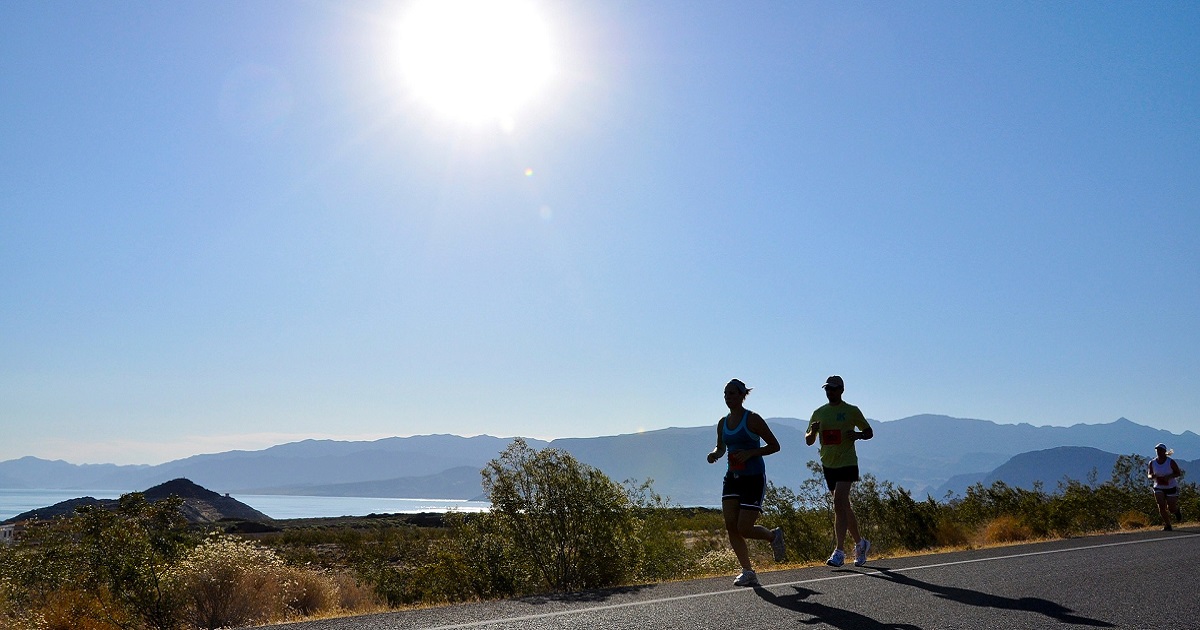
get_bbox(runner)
[706,378,785,587]
[805,375,873,567]
[1149,443,1183,531]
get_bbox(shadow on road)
[754,585,923,629]
[867,567,1114,627]
[518,584,654,605]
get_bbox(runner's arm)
[743,413,780,459]
[851,424,874,441]
[707,421,726,463]
[849,410,878,439]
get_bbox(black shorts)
[1155,486,1179,497]
[823,465,860,492]
[722,473,766,511]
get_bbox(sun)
[396,0,555,126]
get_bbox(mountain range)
[2,416,1195,507]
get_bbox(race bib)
[728,452,746,471]
[821,429,843,445]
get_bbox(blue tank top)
[723,410,765,476]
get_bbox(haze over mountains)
[2,416,1195,506]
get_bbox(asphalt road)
[257,526,1198,629]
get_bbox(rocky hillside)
[4,478,273,525]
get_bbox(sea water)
[0,488,489,522]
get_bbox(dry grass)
[1118,510,1153,530]
[979,515,1035,544]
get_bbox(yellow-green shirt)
[808,403,870,469]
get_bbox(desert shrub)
[278,565,339,617]
[1110,453,1151,493]
[73,494,196,630]
[980,515,1034,544]
[694,548,740,575]
[31,587,121,630]
[0,494,197,630]
[406,544,484,605]
[0,576,12,627]
[328,572,384,613]
[441,511,530,600]
[877,485,941,552]
[847,474,884,545]
[625,480,700,581]
[482,439,639,591]
[933,518,971,548]
[950,481,1052,536]
[341,522,468,607]
[953,481,1021,527]
[763,480,830,563]
[168,536,288,629]
[1048,480,1130,536]
[1179,481,1199,520]
[769,466,944,559]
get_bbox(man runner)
[806,375,873,567]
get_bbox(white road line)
[774,529,1199,589]
[423,531,1197,630]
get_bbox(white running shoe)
[771,527,786,562]
[854,538,871,567]
[826,549,845,567]
[733,570,759,587]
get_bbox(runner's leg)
[723,498,752,570]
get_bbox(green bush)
[766,462,946,561]
[482,439,639,591]
[1,493,198,630]
[766,461,838,562]
[763,480,831,563]
[624,480,701,581]
[443,511,530,600]
[342,526,431,607]
[877,485,941,552]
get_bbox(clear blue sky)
[3,1,1197,465]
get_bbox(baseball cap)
[726,379,751,395]
[822,375,844,389]
[1155,443,1168,451]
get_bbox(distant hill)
[2,416,1196,508]
[934,448,1198,498]
[4,478,273,525]
[934,446,1121,498]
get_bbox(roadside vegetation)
[1,443,1192,629]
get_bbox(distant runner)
[1149,442,1183,531]
[706,378,785,587]
[806,375,873,567]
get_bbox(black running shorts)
[722,473,767,511]
[823,465,860,492]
